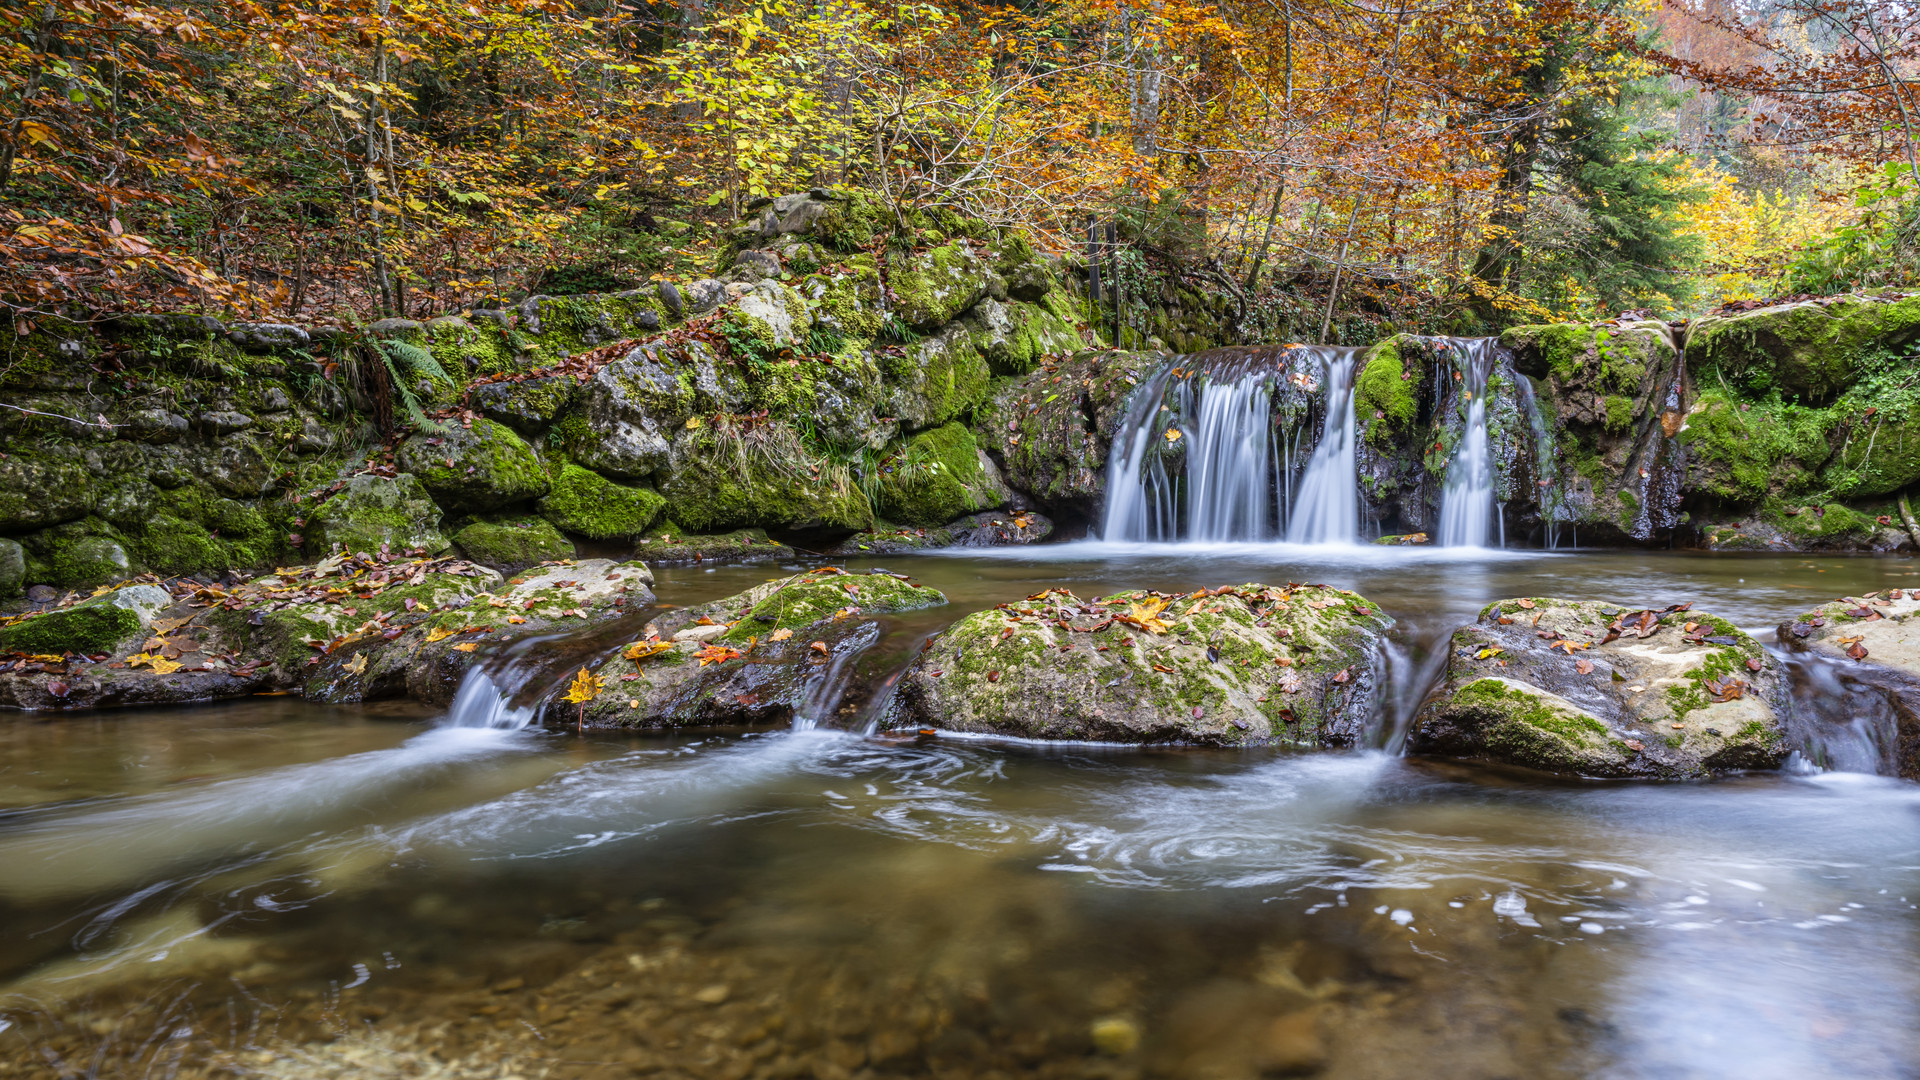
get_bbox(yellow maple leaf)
[1122,597,1172,634]
[425,626,454,643]
[623,640,673,661]
[148,656,182,675]
[126,651,156,669]
[453,642,479,652]
[768,628,794,642]
[341,653,369,675]
[561,666,605,704]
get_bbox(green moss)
[660,425,874,535]
[1687,295,1920,403]
[1355,337,1419,448]
[1773,502,1871,539]
[720,571,946,643]
[814,191,890,253]
[538,464,666,539]
[1677,390,1835,501]
[426,317,517,378]
[452,516,574,571]
[876,424,1002,526]
[1603,394,1634,434]
[0,603,142,656]
[889,243,986,328]
[397,417,549,512]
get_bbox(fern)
[372,339,447,433]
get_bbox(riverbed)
[2,546,1917,1079]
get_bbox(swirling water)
[2,548,1918,1080]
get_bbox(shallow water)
[2,546,1918,1079]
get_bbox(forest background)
[5,0,1919,341]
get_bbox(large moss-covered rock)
[659,426,874,537]
[572,569,945,729]
[538,464,666,539]
[822,510,1053,556]
[974,348,1171,522]
[964,298,1083,376]
[467,375,581,435]
[1410,598,1790,778]
[0,538,23,598]
[886,583,1394,745]
[396,418,549,512]
[452,516,574,574]
[304,474,450,556]
[25,533,133,588]
[875,424,1011,526]
[572,340,743,480]
[800,259,886,341]
[880,324,994,431]
[889,243,999,328]
[0,455,94,532]
[631,522,795,565]
[1685,294,1920,404]
[1779,590,1920,777]
[0,584,169,657]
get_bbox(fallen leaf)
[561,666,605,703]
[809,641,828,656]
[1746,657,1763,672]
[1476,645,1505,659]
[1517,599,1535,609]
[341,653,369,675]
[987,670,1001,682]
[1331,668,1350,683]
[1625,739,1645,752]
[623,640,673,661]
[425,626,454,643]
[453,642,479,652]
[696,644,744,667]
[148,656,182,675]
[1575,658,1595,674]
[1847,641,1870,661]
[769,628,794,642]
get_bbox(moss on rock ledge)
[538,464,666,539]
[876,424,1009,526]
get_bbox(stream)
[3,547,1919,1079]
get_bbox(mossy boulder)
[538,464,666,539]
[886,583,1394,745]
[631,522,795,565]
[1353,336,1420,449]
[659,426,874,537]
[801,260,886,341]
[1685,294,1920,404]
[0,455,94,532]
[876,424,1011,526]
[452,516,575,574]
[880,324,994,431]
[889,243,999,328]
[570,569,945,729]
[304,474,451,557]
[822,509,1053,556]
[0,584,170,657]
[573,340,743,481]
[0,538,23,598]
[396,418,549,513]
[467,375,582,436]
[25,534,133,588]
[1410,598,1790,778]
[963,298,1082,377]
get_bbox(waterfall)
[1186,374,1273,541]
[444,667,538,730]
[1437,338,1498,548]
[1099,365,1180,542]
[1283,348,1363,545]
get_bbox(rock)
[126,408,190,443]
[1685,294,1920,404]
[726,279,809,349]
[25,585,55,604]
[822,510,1052,556]
[731,249,782,281]
[1778,591,1920,776]
[0,587,154,656]
[573,341,741,481]
[753,191,835,238]
[659,426,874,537]
[974,348,1171,522]
[468,375,581,435]
[962,297,1081,377]
[396,418,550,513]
[36,537,132,587]
[685,278,728,315]
[292,418,336,455]
[1410,598,1790,778]
[880,323,993,431]
[227,322,310,352]
[452,516,575,574]
[258,386,293,412]
[886,583,1394,745]
[0,456,94,532]
[100,583,173,623]
[874,424,1010,526]
[0,539,23,598]
[197,410,255,436]
[538,464,666,539]
[658,280,685,319]
[888,243,999,328]
[304,473,451,556]
[632,523,795,565]
[573,570,946,728]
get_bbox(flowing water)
[3,548,1920,1080]
[1436,339,1499,548]
[1283,349,1363,546]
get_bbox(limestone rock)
[875,423,1010,526]
[1685,294,1920,405]
[889,243,999,328]
[887,583,1394,745]
[538,464,666,539]
[0,456,94,532]
[304,473,451,556]
[659,426,874,537]
[574,570,946,728]
[0,585,160,657]
[1410,598,1790,778]
[127,409,190,443]
[631,523,795,565]
[452,516,575,574]
[880,323,993,431]
[396,418,549,512]
[822,510,1052,556]
[574,340,742,481]
[0,538,23,598]
[468,375,581,435]
[1778,590,1920,777]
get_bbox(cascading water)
[1283,348,1362,545]
[445,667,539,730]
[1436,338,1499,547]
[1186,374,1274,541]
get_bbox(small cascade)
[1186,374,1274,541]
[1437,338,1499,547]
[1511,374,1567,548]
[1284,348,1363,545]
[445,667,539,730]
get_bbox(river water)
[3,546,1918,1080]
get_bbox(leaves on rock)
[696,644,744,666]
[562,666,606,703]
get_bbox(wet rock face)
[304,473,450,557]
[395,418,550,513]
[821,510,1052,556]
[1778,589,1920,777]
[886,583,1394,746]
[572,570,946,729]
[1411,598,1790,778]
[974,349,1172,524]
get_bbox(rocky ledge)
[0,556,654,711]
[883,583,1394,745]
[1409,598,1790,778]
[1778,589,1920,776]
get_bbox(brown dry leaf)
[1331,668,1350,684]
[1746,657,1763,672]
[1517,599,1536,609]
[1847,641,1870,661]
[1575,658,1595,675]
[809,641,829,656]
[453,642,479,652]
[1151,663,1175,673]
